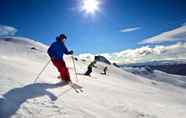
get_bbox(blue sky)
[0,0,186,54]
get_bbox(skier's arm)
[90,63,97,68]
[92,64,97,68]
[47,43,54,58]
[64,45,73,55]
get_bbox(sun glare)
[80,0,101,15]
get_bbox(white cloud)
[0,25,17,36]
[139,23,186,44]
[109,42,186,64]
[79,42,186,64]
[120,27,141,33]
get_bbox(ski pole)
[33,60,51,83]
[71,55,78,82]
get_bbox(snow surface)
[0,37,186,118]
[123,67,186,88]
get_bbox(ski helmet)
[56,34,67,41]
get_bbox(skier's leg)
[84,70,89,75]
[84,67,92,76]
[59,60,71,82]
[85,70,90,76]
[88,67,93,76]
[85,70,92,76]
[51,60,61,78]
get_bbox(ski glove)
[68,50,74,55]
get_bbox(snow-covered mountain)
[79,42,186,64]
[1,37,186,118]
[123,66,186,88]
[121,60,186,76]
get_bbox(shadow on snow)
[0,82,66,118]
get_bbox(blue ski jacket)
[47,41,70,60]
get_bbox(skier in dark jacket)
[84,60,97,76]
[47,34,73,83]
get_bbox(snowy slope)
[123,67,186,88]
[0,37,186,118]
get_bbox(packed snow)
[0,37,186,118]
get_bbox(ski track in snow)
[0,37,186,118]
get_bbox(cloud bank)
[110,42,186,64]
[120,27,141,33]
[79,42,186,64]
[0,25,17,36]
[139,23,186,44]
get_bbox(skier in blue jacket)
[47,34,73,83]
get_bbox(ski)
[69,82,84,93]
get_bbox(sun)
[80,0,101,15]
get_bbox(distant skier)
[84,60,97,76]
[47,34,73,83]
[102,66,108,75]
